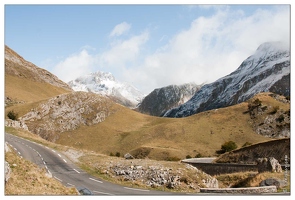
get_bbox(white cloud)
[51,31,149,83]
[122,6,290,94]
[109,22,131,37]
[52,49,95,83]
[50,6,290,95]
[101,31,149,67]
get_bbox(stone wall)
[183,162,258,176]
[200,186,277,194]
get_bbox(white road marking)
[52,149,56,153]
[67,183,75,187]
[45,146,49,149]
[58,154,61,157]
[92,191,113,195]
[63,159,67,163]
[13,148,17,151]
[73,169,80,174]
[18,151,21,155]
[89,178,103,183]
[54,176,62,182]
[123,187,149,192]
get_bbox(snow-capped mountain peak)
[164,41,290,118]
[68,71,144,108]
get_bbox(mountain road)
[5,132,180,195]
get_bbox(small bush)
[276,114,285,123]
[109,152,114,156]
[186,155,192,159]
[7,110,18,121]
[221,141,237,153]
[195,153,202,158]
[115,152,121,157]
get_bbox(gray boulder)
[124,153,134,159]
[260,178,286,189]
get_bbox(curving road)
[5,133,183,195]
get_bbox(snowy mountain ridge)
[68,71,145,108]
[164,41,290,118]
[137,83,202,116]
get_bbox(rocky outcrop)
[257,157,283,173]
[259,178,286,189]
[5,119,28,131]
[19,91,115,142]
[164,42,290,118]
[137,83,201,116]
[108,163,218,190]
[5,143,11,183]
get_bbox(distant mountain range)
[68,71,145,109]
[164,41,290,118]
[136,83,202,116]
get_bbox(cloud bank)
[51,6,290,94]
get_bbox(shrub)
[195,153,202,158]
[276,114,285,123]
[186,155,192,159]
[109,152,114,156]
[7,110,18,121]
[115,152,121,157]
[221,141,237,153]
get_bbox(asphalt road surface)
[5,133,184,195]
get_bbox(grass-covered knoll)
[57,93,287,161]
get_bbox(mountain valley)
[4,43,290,193]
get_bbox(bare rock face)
[5,119,28,131]
[137,83,201,116]
[124,153,134,159]
[202,177,219,188]
[257,157,282,173]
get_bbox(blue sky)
[4,2,291,94]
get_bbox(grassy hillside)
[5,74,70,104]
[56,93,281,160]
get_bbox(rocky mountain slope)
[164,42,290,118]
[17,91,117,142]
[68,71,144,108]
[137,83,202,116]
[5,45,72,92]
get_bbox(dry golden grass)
[5,68,289,162]
[56,95,273,160]
[5,74,70,104]
[5,147,78,195]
